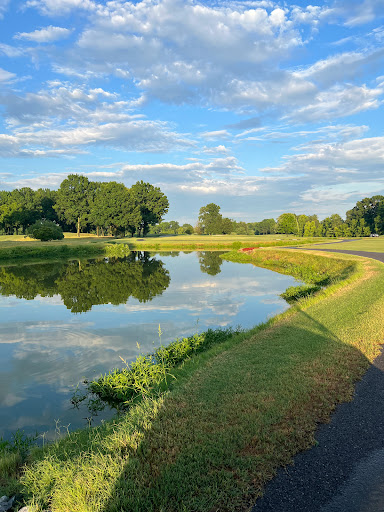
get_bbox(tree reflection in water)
[197,251,225,276]
[0,252,170,313]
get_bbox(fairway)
[307,238,384,253]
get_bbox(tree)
[35,188,59,223]
[54,174,94,237]
[27,220,64,241]
[276,213,299,235]
[198,203,222,235]
[254,218,276,235]
[221,217,233,234]
[346,196,384,234]
[88,181,132,236]
[168,221,180,234]
[181,223,194,235]
[130,181,169,237]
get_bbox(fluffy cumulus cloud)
[16,0,380,122]
[0,82,195,156]
[259,134,384,214]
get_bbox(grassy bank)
[0,234,333,262]
[2,249,384,511]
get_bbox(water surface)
[0,251,299,440]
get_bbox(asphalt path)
[252,243,384,512]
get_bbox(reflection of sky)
[0,252,299,439]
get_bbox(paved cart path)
[252,244,384,512]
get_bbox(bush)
[27,220,64,241]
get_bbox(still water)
[0,251,299,440]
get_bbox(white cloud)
[285,83,383,123]
[0,67,16,82]
[14,26,72,43]
[0,83,195,156]
[25,0,96,16]
[0,0,9,18]
[202,145,230,154]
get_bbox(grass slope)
[2,249,384,512]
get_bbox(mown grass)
[305,237,384,253]
[2,249,384,512]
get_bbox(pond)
[0,251,300,441]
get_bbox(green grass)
[306,237,384,253]
[2,249,384,511]
[0,233,333,252]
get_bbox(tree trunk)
[77,217,80,237]
[97,226,99,237]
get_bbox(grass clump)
[81,327,242,411]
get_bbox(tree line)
[196,196,384,237]
[0,174,169,237]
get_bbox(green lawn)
[308,237,384,253]
[2,249,384,511]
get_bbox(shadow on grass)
[95,311,376,512]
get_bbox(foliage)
[54,174,94,237]
[88,181,133,236]
[276,213,299,235]
[27,220,64,241]
[254,218,276,235]
[130,181,169,237]
[198,202,223,235]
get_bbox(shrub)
[27,220,64,241]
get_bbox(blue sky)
[0,0,383,224]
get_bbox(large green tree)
[198,203,223,235]
[89,181,133,236]
[129,181,169,237]
[54,174,94,237]
[346,196,384,234]
[276,213,299,235]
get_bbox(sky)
[0,0,383,224]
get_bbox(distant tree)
[254,218,276,235]
[234,221,248,235]
[198,203,223,235]
[168,221,180,234]
[221,217,233,234]
[181,223,194,235]
[54,174,94,237]
[35,188,58,223]
[276,213,299,235]
[27,220,64,241]
[346,196,384,234]
[303,221,315,237]
[10,188,42,234]
[130,181,169,237]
